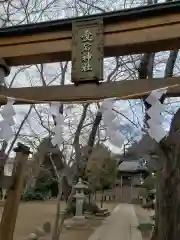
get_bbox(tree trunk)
[153,108,180,240]
[151,50,178,240]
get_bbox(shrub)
[142,202,155,210]
[138,223,154,232]
[21,189,46,201]
[21,179,53,201]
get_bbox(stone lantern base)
[73,215,86,222]
[72,215,87,226]
[64,216,88,229]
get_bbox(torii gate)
[0,1,180,240]
[0,1,179,104]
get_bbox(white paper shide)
[100,99,124,148]
[145,88,167,142]
[0,98,15,141]
[50,102,64,147]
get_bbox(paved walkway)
[88,204,142,240]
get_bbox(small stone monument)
[42,221,51,234]
[72,178,88,223]
[25,222,51,240]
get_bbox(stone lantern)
[73,178,88,220]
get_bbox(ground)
[0,200,117,240]
[134,205,154,240]
[0,200,151,240]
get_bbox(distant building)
[116,160,149,203]
[1,157,32,190]
[4,157,14,176]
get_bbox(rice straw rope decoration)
[0,83,179,105]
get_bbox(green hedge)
[21,189,46,201]
[21,180,53,201]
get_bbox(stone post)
[0,142,31,240]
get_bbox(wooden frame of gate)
[0,1,180,104]
[0,2,180,239]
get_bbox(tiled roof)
[118,161,147,172]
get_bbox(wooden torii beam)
[0,1,180,66]
[0,77,179,104]
[0,1,180,103]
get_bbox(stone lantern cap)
[74,178,88,189]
